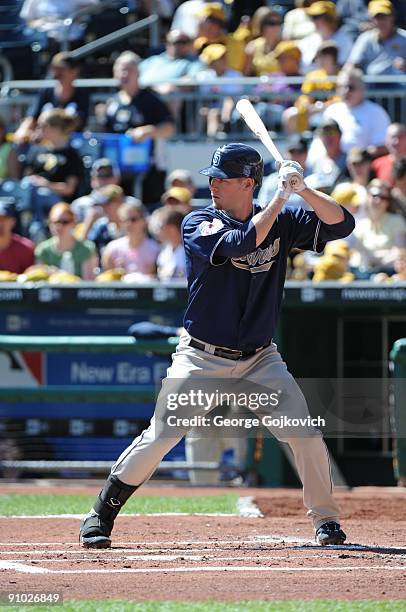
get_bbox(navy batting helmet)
[199,143,264,187]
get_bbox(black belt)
[189,338,270,361]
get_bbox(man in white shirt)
[321,68,391,156]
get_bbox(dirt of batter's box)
[1,486,405,602]
[256,487,406,522]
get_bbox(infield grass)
[1,600,405,611]
[0,493,239,516]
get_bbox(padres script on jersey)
[182,203,354,352]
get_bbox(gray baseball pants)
[111,331,340,530]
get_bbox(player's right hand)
[278,166,305,193]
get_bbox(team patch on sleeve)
[199,218,224,236]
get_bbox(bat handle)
[286,172,302,190]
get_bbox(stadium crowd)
[0,0,405,283]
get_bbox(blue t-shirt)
[182,203,354,352]
[347,28,406,77]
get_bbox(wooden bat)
[236,98,302,190]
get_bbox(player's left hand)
[277,160,304,175]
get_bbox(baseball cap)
[199,44,227,65]
[90,184,124,205]
[318,117,342,134]
[161,186,192,204]
[197,3,226,22]
[51,52,80,70]
[200,143,264,186]
[0,197,15,217]
[273,41,301,61]
[324,240,351,258]
[165,169,194,189]
[331,183,361,208]
[285,134,308,153]
[306,1,337,18]
[368,0,393,16]
[91,158,120,178]
[347,147,372,164]
[166,29,192,44]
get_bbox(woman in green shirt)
[35,202,98,279]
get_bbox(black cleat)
[80,513,113,549]
[316,521,346,546]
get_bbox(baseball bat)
[235,98,302,190]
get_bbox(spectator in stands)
[330,183,363,217]
[71,158,121,222]
[347,147,374,190]
[320,68,391,155]
[139,29,201,90]
[392,157,406,217]
[246,41,302,133]
[307,118,349,188]
[80,184,124,255]
[243,6,284,76]
[194,2,250,73]
[349,178,406,274]
[14,53,89,145]
[20,0,98,44]
[160,186,192,214]
[149,206,187,281]
[388,247,406,281]
[258,135,311,209]
[23,108,84,202]
[0,198,34,274]
[312,244,354,282]
[35,202,97,279]
[298,1,354,72]
[165,168,196,198]
[0,117,18,179]
[272,41,303,80]
[283,0,316,40]
[372,123,406,184]
[284,41,340,132]
[345,147,374,211]
[196,44,242,137]
[101,200,159,277]
[100,51,175,205]
[335,0,373,38]
[344,0,406,77]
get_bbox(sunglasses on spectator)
[340,83,359,91]
[123,215,143,223]
[52,218,74,225]
[171,39,191,45]
[369,190,390,199]
[321,127,340,136]
[263,19,282,26]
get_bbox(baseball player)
[80,143,355,549]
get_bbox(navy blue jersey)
[182,203,355,351]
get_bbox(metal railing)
[0,75,404,136]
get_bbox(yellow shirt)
[301,68,337,96]
[194,31,248,73]
[250,37,280,76]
